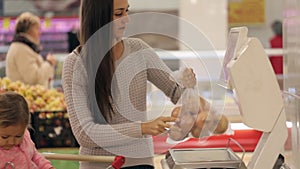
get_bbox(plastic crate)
[30,110,78,148]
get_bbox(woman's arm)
[136,40,183,104]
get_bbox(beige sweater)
[62,38,183,168]
[6,41,54,88]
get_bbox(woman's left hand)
[182,68,196,88]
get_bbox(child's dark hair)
[0,91,30,128]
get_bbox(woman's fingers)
[158,116,176,130]
[142,116,177,135]
[182,68,196,88]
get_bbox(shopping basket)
[42,153,125,169]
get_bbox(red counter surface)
[153,129,263,154]
[153,128,292,155]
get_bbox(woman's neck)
[112,40,124,61]
[20,33,39,45]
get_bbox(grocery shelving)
[0,17,79,55]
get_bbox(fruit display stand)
[30,110,78,148]
[0,77,78,148]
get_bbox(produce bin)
[30,110,78,148]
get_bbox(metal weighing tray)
[161,138,247,169]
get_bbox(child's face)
[0,124,26,150]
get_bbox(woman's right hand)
[46,53,57,66]
[141,116,177,136]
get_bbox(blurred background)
[2,0,300,168]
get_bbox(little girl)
[0,91,54,169]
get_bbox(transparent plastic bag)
[168,89,200,141]
[167,67,230,143]
[168,67,201,141]
[190,105,230,138]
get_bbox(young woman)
[62,0,197,168]
[0,91,54,169]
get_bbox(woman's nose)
[122,13,130,23]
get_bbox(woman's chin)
[116,31,125,38]
[115,35,124,41]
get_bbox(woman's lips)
[119,27,126,30]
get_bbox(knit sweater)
[62,38,183,168]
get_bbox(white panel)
[228,38,283,131]
[179,0,227,50]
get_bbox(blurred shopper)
[67,28,80,53]
[269,20,283,75]
[6,12,56,88]
[62,0,200,168]
[0,91,54,169]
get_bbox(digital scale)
[161,27,289,169]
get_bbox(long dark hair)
[79,0,115,122]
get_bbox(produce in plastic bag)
[168,67,201,141]
[168,67,229,142]
[189,107,229,138]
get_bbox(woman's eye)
[115,9,129,17]
[115,13,123,17]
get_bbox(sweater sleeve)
[136,39,183,104]
[62,53,144,149]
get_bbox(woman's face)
[27,23,41,44]
[113,0,130,40]
[0,124,26,150]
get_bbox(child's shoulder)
[20,130,35,150]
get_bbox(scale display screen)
[219,31,239,88]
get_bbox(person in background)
[0,91,54,169]
[67,28,80,53]
[6,12,56,88]
[269,20,283,75]
[62,0,200,168]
